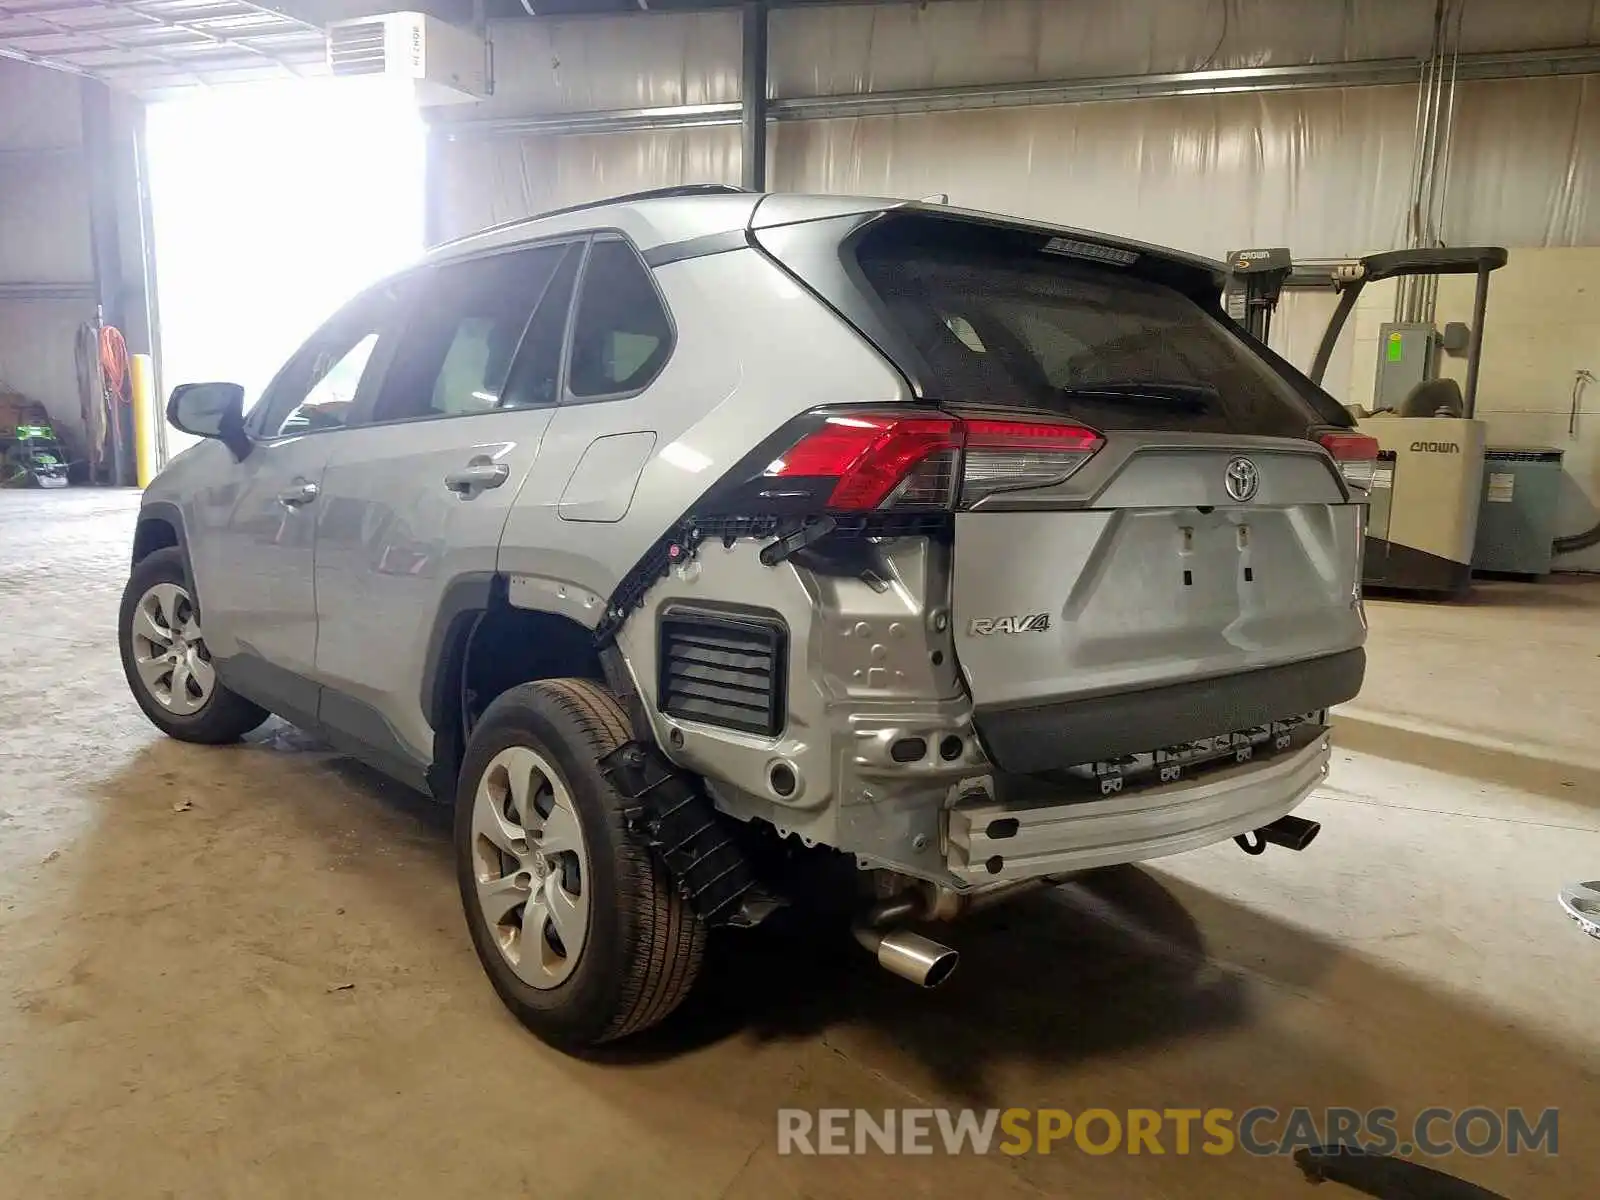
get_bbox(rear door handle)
[444,461,510,495]
[276,480,319,507]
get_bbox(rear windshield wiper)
[1057,381,1219,407]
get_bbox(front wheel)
[118,547,268,744]
[455,678,706,1052]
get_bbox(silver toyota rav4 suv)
[120,185,1373,1052]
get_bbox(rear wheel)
[455,679,705,1051]
[118,547,268,744]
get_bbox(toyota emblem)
[1224,457,1259,502]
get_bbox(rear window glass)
[854,221,1319,436]
[568,238,673,398]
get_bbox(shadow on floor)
[1461,580,1600,612]
[1366,578,1600,614]
[163,723,1574,1114]
[35,732,1590,1199]
[617,864,1257,1102]
[158,722,1270,1099]
[1332,715,1599,805]
[229,728,1302,1103]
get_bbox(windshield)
[855,221,1321,436]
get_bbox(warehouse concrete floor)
[2,488,1597,1199]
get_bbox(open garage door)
[144,77,424,456]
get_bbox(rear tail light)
[761,411,1104,512]
[766,414,963,510]
[960,418,1104,505]
[1318,431,1381,493]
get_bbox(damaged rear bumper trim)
[946,734,1331,885]
[971,648,1364,773]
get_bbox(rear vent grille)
[659,609,787,737]
[328,20,388,76]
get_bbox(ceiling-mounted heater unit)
[327,11,490,105]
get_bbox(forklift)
[1226,245,1508,597]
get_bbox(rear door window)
[855,221,1319,436]
[566,237,673,399]
[500,244,581,409]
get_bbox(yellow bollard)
[131,353,158,488]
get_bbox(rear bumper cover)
[946,734,1331,884]
[972,648,1365,774]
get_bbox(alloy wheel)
[128,582,215,717]
[470,745,593,989]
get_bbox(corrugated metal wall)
[437,126,739,238]
[768,0,1600,88]
[0,58,95,452]
[774,75,1600,254]
[468,11,740,118]
[431,9,745,235]
[433,1,1600,255]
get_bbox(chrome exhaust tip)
[855,926,960,988]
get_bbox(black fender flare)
[419,571,497,732]
[132,501,201,614]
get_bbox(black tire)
[118,547,269,744]
[455,678,706,1052]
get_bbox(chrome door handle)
[444,461,509,494]
[276,480,319,507]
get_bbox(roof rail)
[431,183,753,251]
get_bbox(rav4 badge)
[968,614,1051,636]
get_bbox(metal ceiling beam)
[0,37,93,75]
[0,0,322,84]
[95,1,320,77]
[433,45,1600,140]
[0,4,216,85]
[121,0,323,57]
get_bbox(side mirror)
[167,382,250,460]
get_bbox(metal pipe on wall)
[428,48,1600,143]
[1420,2,1449,322]
[1401,43,1440,292]
[1399,22,1437,323]
[1426,1,1466,324]
[1399,0,1465,330]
